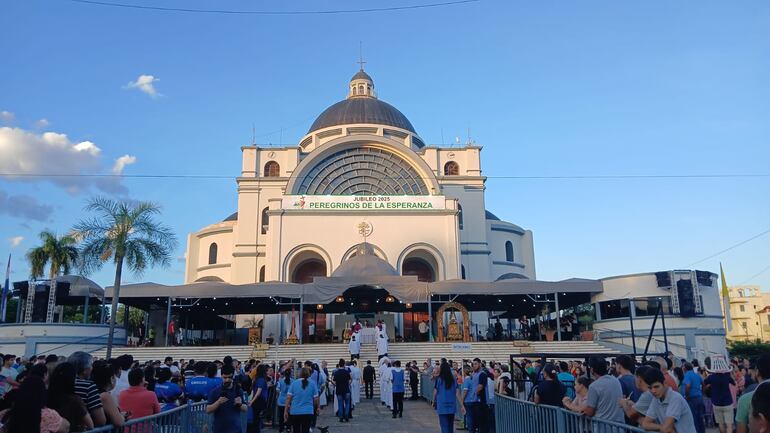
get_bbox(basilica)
[184,68,536,294]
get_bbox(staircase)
[92,341,618,398]
[92,340,618,364]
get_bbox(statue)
[446,310,463,341]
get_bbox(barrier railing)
[83,402,249,433]
[495,393,646,433]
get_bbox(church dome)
[308,69,416,134]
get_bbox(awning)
[106,276,601,313]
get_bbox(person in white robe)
[376,330,389,360]
[348,330,361,360]
[349,360,362,406]
[379,357,393,409]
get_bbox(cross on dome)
[349,55,375,99]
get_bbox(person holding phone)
[207,364,247,433]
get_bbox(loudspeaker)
[55,283,70,299]
[656,272,672,288]
[31,284,50,322]
[695,271,712,286]
[677,279,696,317]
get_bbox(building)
[183,68,536,329]
[591,270,726,361]
[74,67,728,363]
[726,285,770,342]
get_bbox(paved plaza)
[315,398,446,433]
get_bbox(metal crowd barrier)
[495,393,646,433]
[83,402,249,433]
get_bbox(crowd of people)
[0,348,767,433]
[497,353,770,433]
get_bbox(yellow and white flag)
[720,263,732,332]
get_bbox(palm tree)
[74,197,177,358]
[26,230,79,323]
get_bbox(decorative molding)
[490,225,525,235]
[493,260,525,269]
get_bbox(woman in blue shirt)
[276,369,292,433]
[285,367,319,433]
[433,362,463,433]
[461,366,475,431]
[249,364,269,433]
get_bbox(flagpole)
[1,254,11,323]
[720,263,732,333]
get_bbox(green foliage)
[727,339,770,359]
[26,230,78,279]
[74,197,177,276]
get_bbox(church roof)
[308,97,416,134]
[351,69,372,81]
[485,210,500,221]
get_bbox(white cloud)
[125,74,161,98]
[112,154,137,174]
[9,236,24,248]
[0,190,53,221]
[0,111,15,124]
[0,126,131,195]
[34,118,50,129]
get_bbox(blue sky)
[1,0,768,291]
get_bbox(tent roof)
[107,277,602,309]
[13,275,104,300]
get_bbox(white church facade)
[184,69,535,289]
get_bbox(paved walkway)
[315,398,446,433]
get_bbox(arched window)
[444,161,459,176]
[461,265,466,280]
[358,84,364,94]
[457,203,463,230]
[402,258,435,283]
[352,86,357,95]
[259,266,265,282]
[261,207,269,235]
[505,241,514,262]
[264,161,280,177]
[208,243,218,265]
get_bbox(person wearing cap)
[534,363,565,407]
[704,357,736,433]
[737,354,770,433]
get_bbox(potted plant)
[541,306,556,341]
[578,314,594,341]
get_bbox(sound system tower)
[677,279,696,317]
[31,284,50,322]
[656,272,672,288]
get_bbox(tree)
[728,340,770,359]
[74,197,176,359]
[25,230,79,322]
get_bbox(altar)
[332,313,395,342]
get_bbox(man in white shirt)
[418,320,429,341]
[308,322,316,344]
[110,354,132,403]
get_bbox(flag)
[1,254,9,322]
[720,263,732,332]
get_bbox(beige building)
[726,285,770,342]
[183,68,536,331]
